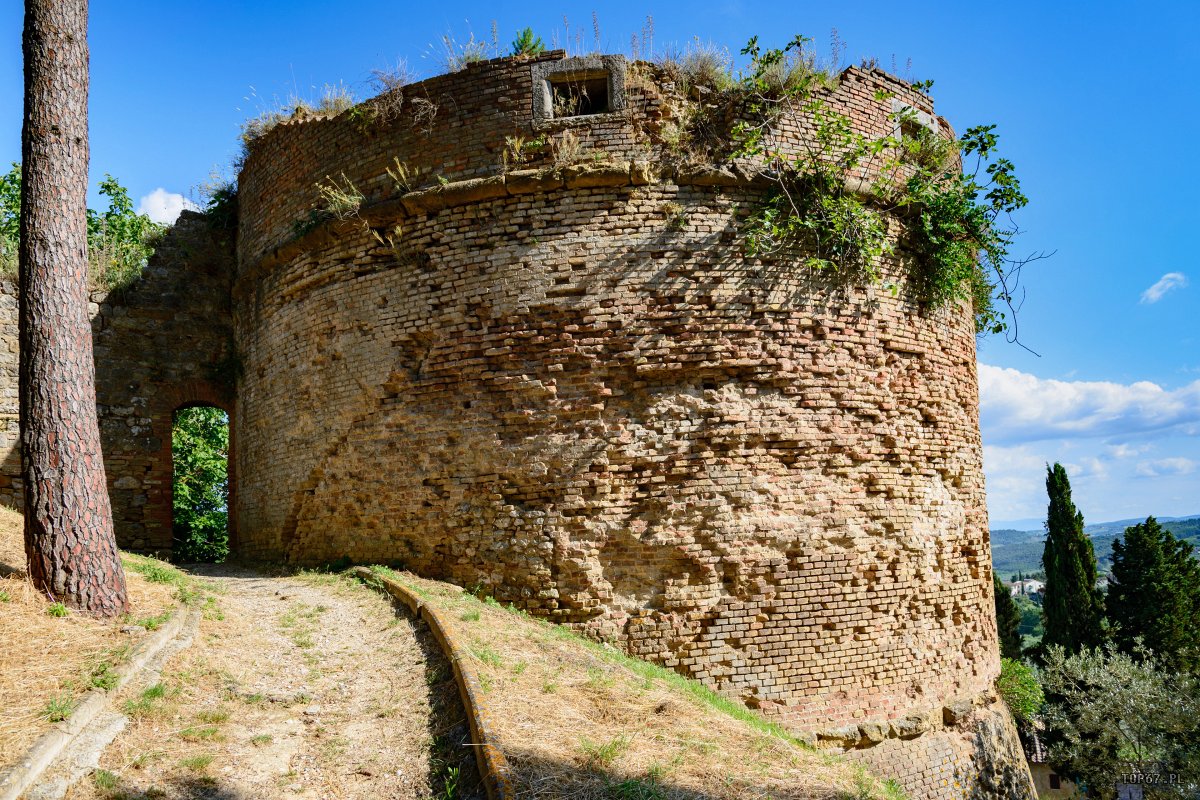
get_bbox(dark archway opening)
[172,404,229,562]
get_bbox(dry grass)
[0,507,182,765]
[66,565,454,800]
[370,568,905,800]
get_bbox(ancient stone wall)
[0,211,236,554]
[0,282,21,510]
[234,52,1031,798]
[91,211,237,552]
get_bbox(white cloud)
[1105,442,1152,460]
[136,188,198,225]
[980,365,1200,522]
[983,444,1048,521]
[978,364,1200,444]
[1134,458,1197,478]
[1139,272,1188,304]
[1066,456,1108,480]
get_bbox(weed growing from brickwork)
[315,173,365,220]
[370,59,415,94]
[432,29,494,73]
[654,38,735,98]
[239,83,359,152]
[552,130,590,168]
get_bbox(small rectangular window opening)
[548,71,609,118]
[1049,774,1061,790]
[899,119,924,140]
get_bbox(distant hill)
[990,515,1200,580]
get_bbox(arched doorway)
[172,404,230,562]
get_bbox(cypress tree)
[1040,463,1104,653]
[994,573,1023,659]
[1108,517,1200,672]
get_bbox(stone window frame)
[890,97,938,138]
[531,55,627,129]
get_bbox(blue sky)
[1,2,1196,527]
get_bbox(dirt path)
[61,567,481,800]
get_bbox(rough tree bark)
[19,0,128,615]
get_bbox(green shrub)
[0,163,160,289]
[996,657,1043,723]
[43,694,74,722]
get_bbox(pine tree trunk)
[19,0,128,616]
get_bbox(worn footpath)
[61,566,480,800]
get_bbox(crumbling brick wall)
[233,52,1032,797]
[0,211,236,554]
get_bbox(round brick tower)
[233,52,1034,797]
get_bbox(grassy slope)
[368,567,905,800]
[0,507,211,765]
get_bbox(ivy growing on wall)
[724,36,1036,340]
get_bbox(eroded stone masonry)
[0,51,1033,798]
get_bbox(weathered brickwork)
[0,282,20,510]
[0,212,236,554]
[0,51,1031,797]
[232,52,1032,798]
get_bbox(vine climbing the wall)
[722,36,1040,343]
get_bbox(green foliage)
[124,682,167,718]
[200,180,238,233]
[1041,463,1105,654]
[742,101,888,281]
[1108,517,1200,672]
[1014,594,1044,649]
[135,610,173,631]
[994,574,1023,659]
[656,38,735,97]
[87,174,164,289]
[581,734,631,769]
[0,163,19,278]
[607,776,665,800]
[511,27,545,57]
[43,693,74,722]
[902,124,1027,335]
[0,162,163,289]
[92,769,119,791]
[179,753,214,772]
[47,601,68,617]
[122,553,213,604]
[89,662,120,691]
[1041,643,1200,799]
[440,764,460,800]
[125,557,181,585]
[996,658,1043,723]
[728,36,1028,336]
[172,406,229,562]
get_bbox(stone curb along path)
[350,567,515,800]
[0,607,202,800]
